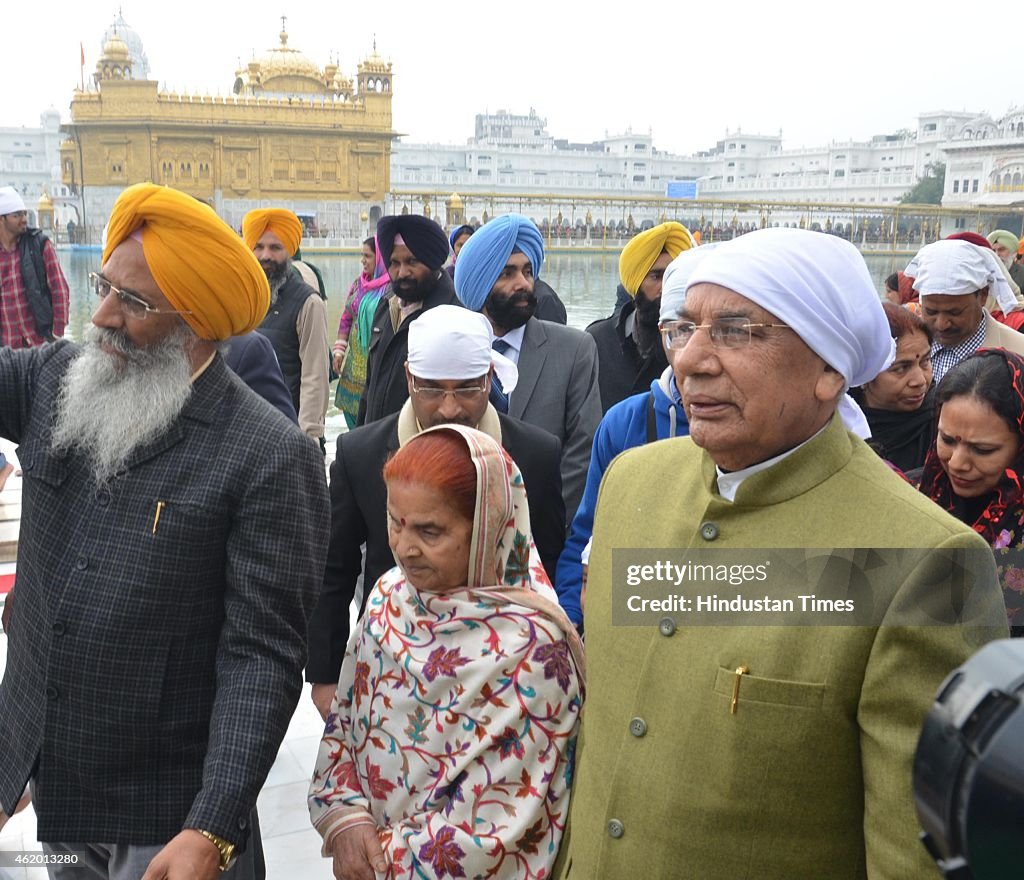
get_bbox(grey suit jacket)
[0,342,330,847]
[508,317,602,525]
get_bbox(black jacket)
[534,278,567,324]
[18,228,54,338]
[586,296,668,413]
[306,409,565,684]
[357,272,460,425]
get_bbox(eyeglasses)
[661,317,792,350]
[410,377,489,401]
[89,272,194,321]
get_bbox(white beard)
[50,324,196,485]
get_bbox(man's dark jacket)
[255,273,319,415]
[224,331,297,423]
[0,342,329,846]
[18,228,55,338]
[356,272,460,426]
[534,278,568,324]
[586,295,668,413]
[306,408,565,684]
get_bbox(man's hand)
[311,683,336,721]
[330,824,387,880]
[140,830,222,880]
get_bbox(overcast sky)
[6,1,1012,156]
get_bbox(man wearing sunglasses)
[306,305,565,720]
[0,184,329,880]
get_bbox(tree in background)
[902,163,946,205]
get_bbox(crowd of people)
[0,179,1022,879]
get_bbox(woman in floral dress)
[310,425,584,879]
[919,348,1024,635]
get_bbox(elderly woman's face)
[862,330,933,412]
[936,395,1019,499]
[386,479,473,592]
[673,283,845,471]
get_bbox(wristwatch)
[196,829,237,872]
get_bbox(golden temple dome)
[101,33,131,62]
[256,28,322,86]
[37,190,53,210]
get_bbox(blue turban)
[454,214,545,311]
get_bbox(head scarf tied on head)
[103,183,270,341]
[660,244,718,323]
[686,227,893,439]
[407,304,517,394]
[241,208,304,256]
[0,186,26,215]
[905,239,1019,313]
[454,214,545,311]
[376,215,450,272]
[987,229,1020,254]
[619,222,697,297]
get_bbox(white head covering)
[407,304,518,394]
[684,228,892,439]
[660,244,719,323]
[904,239,1018,313]
[0,186,26,215]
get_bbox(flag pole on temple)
[79,42,85,91]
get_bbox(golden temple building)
[61,15,395,243]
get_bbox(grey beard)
[50,323,197,485]
[267,258,291,306]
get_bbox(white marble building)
[392,108,979,210]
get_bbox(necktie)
[490,338,511,413]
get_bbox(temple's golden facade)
[61,22,394,240]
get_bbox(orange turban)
[242,208,303,256]
[103,183,270,341]
[619,221,696,296]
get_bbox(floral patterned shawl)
[309,425,585,878]
[920,348,1024,631]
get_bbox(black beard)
[634,295,662,328]
[393,270,439,304]
[484,289,537,332]
[261,259,289,287]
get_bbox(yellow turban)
[619,221,696,296]
[103,183,270,341]
[241,208,304,256]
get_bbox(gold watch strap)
[196,829,237,872]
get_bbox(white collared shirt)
[493,324,526,366]
[714,424,828,502]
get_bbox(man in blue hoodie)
[554,246,715,624]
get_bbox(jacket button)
[45,685,59,700]
[52,622,67,637]
[629,717,647,738]
[75,557,88,571]
[96,490,110,507]
[237,816,248,830]
[700,522,719,541]
[658,617,676,637]
[607,819,625,839]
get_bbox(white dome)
[101,12,150,79]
